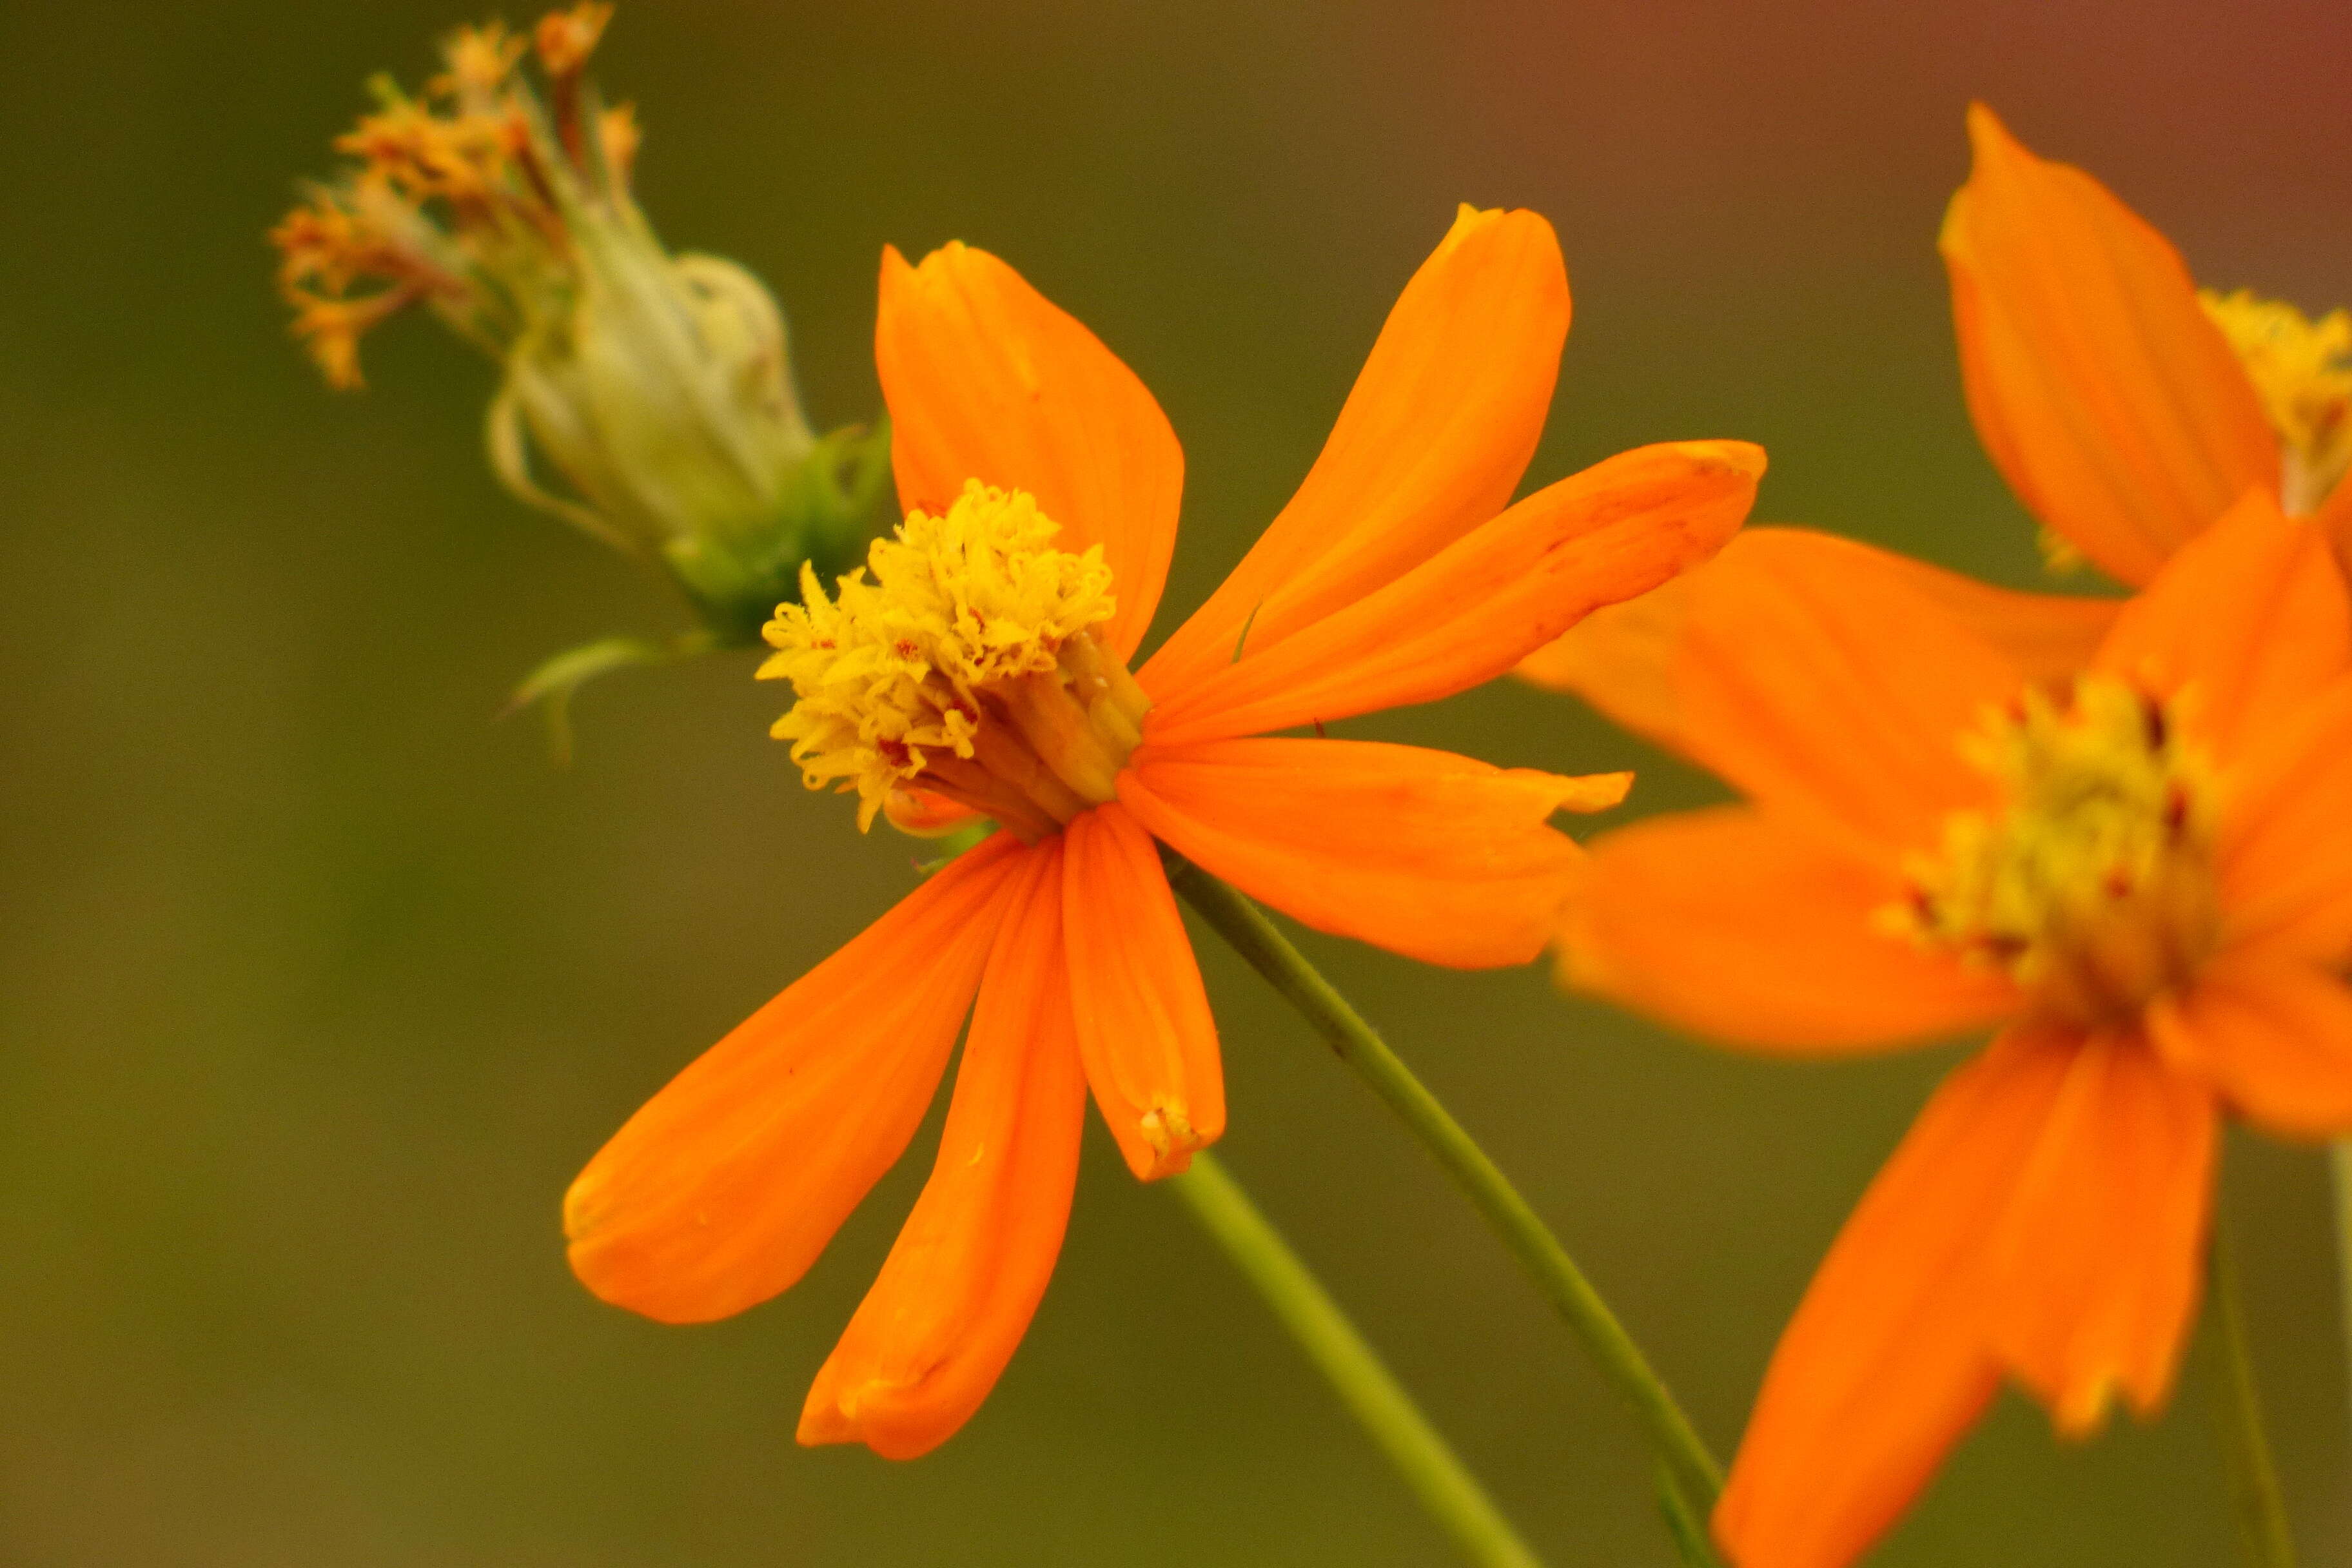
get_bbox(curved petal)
[2317,473,2352,570]
[1142,206,1569,696]
[2093,488,2352,760]
[1984,1030,2214,1433]
[876,243,1182,659]
[1517,527,2119,756]
[1119,737,1602,969]
[1560,806,2017,1054]
[1715,1028,2077,1568]
[564,834,1031,1325]
[1661,525,2021,852]
[2150,956,2352,1139]
[1513,557,1696,752]
[1062,803,1224,1181]
[1146,441,1761,747]
[798,838,1087,1459]
[2219,680,2352,964]
[1940,104,2276,585]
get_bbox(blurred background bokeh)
[4,1,2349,1562]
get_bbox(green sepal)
[505,628,716,765]
[669,416,895,647]
[1654,1465,1723,1568]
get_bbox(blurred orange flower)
[1524,103,2352,735]
[1943,103,2352,574]
[1555,495,2352,1567]
[560,206,1764,1459]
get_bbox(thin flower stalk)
[561,204,1763,1458]
[1169,859,1725,1514]
[1170,1150,1547,1568]
[2208,1220,2299,1568]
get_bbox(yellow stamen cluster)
[2200,288,2352,514]
[1886,675,2220,1026]
[270,4,633,387]
[761,481,1151,837]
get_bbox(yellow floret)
[2201,288,2352,513]
[1886,675,2220,1024]
[760,481,1117,828]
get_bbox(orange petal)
[876,242,1182,660]
[1141,206,1569,696]
[797,838,1087,1458]
[1656,525,2021,852]
[2093,488,2352,760]
[1984,1031,2214,1434]
[1513,556,1697,752]
[564,834,1031,1324]
[2219,679,2352,963]
[2150,956,2352,1139]
[1560,806,2017,1054]
[1145,440,1761,747]
[1118,737,1592,968]
[1940,104,2277,585]
[1715,1028,2077,1568]
[1061,803,1225,1181]
[2316,473,2352,573]
[1517,527,2119,756]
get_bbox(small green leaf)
[504,629,713,765]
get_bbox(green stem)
[2208,1218,2298,1568]
[1653,1466,1721,1568]
[1170,1150,1547,1568]
[1170,860,1725,1512]
[2329,1140,2352,1448]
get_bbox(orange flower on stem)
[562,206,1765,1458]
[1554,494,2352,1568]
[1942,103,2352,572]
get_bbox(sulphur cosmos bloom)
[1525,99,2352,1568]
[1555,495,2352,1568]
[562,206,1764,1458]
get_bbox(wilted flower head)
[273,5,885,645]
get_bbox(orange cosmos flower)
[1941,103,2352,574]
[1520,99,2352,807]
[561,205,1765,1458]
[1554,493,2352,1568]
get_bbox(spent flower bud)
[273,5,887,651]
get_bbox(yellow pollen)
[760,480,1152,837]
[1884,675,2221,1026]
[2200,288,2352,514]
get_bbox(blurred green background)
[4,1,2349,1562]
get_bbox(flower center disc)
[761,480,1151,840]
[1887,676,2222,1026]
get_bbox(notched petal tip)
[1135,1100,1215,1181]
[1667,438,1770,485]
[796,1374,947,1460]
[1440,201,1554,255]
[1539,769,1634,814]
